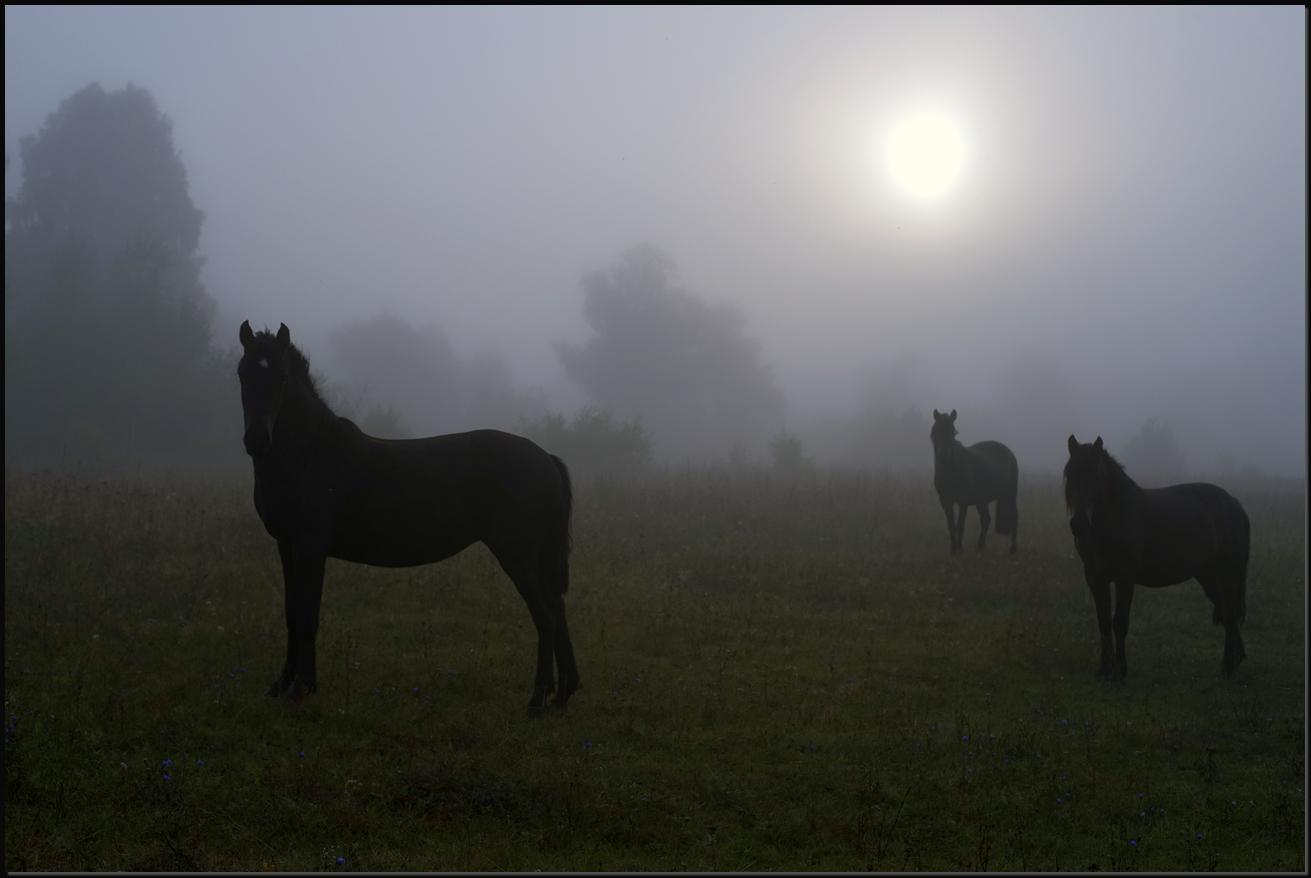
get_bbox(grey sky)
[5,6,1305,474]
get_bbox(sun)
[885,112,966,200]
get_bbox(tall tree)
[5,83,228,464]
[556,244,785,461]
[7,83,205,289]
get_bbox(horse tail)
[994,450,1020,536]
[545,454,573,595]
[994,494,1017,536]
[1230,497,1250,625]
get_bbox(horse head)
[237,321,292,456]
[930,409,959,462]
[1064,434,1107,537]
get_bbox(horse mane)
[1101,446,1141,507]
[250,328,335,415]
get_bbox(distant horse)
[237,322,578,716]
[1064,435,1249,681]
[930,409,1019,554]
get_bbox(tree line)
[5,82,1196,478]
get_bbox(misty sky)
[5,6,1305,474]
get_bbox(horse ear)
[933,409,941,420]
[275,323,290,352]
[1068,435,1079,454]
[239,320,254,349]
[949,409,957,422]
[1093,436,1103,450]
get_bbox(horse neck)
[935,437,966,472]
[266,379,338,471]
[1102,457,1143,510]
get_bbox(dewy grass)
[4,466,1305,871]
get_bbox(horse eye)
[259,359,269,369]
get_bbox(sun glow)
[885,112,966,200]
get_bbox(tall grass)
[4,465,1304,870]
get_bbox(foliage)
[327,312,546,437]
[768,429,809,473]
[4,83,232,466]
[520,404,652,474]
[555,244,785,462]
[4,467,1304,870]
[359,404,413,440]
[1121,417,1187,485]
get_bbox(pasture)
[4,465,1305,871]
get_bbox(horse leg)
[1111,579,1135,681]
[1088,578,1115,680]
[1200,573,1247,676]
[546,592,580,707]
[501,561,557,717]
[284,547,326,699]
[955,503,969,554]
[266,540,299,697]
[976,503,991,551]
[939,495,960,554]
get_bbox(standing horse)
[1064,435,1249,681]
[930,409,1019,554]
[237,322,579,716]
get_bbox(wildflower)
[1130,840,1136,846]
[337,858,345,865]
[164,775,171,781]
[300,751,306,757]
[162,759,172,767]
[962,735,969,741]
[197,760,205,766]
[1197,834,1202,839]
[585,742,592,748]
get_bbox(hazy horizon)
[6,6,1305,475]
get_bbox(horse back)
[329,428,567,567]
[1134,482,1248,586]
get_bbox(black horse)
[237,322,579,716]
[1064,435,1249,681]
[930,409,1019,554]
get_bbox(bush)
[768,430,808,473]
[520,404,652,475]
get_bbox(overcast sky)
[5,6,1305,474]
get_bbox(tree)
[556,244,785,461]
[1121,417,1187,485]
[768,430,809,473]
[5,83,227,465]
[327,312,545,436]
[6,83,208,312]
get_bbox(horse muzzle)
[243,419,274,456]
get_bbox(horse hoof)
[264,682,284,697]
[526,703,545,718]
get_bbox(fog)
[5,7,1305,475]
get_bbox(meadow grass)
[4,465,1305,871]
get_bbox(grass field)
[4,465,1305,871]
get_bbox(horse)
[237,321,579,716]
[929,409,1019,554]
[1064,435,1250,681]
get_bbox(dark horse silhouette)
[1064,435,1249,681]
[237,322,579,716]
[930,409,1019,554]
